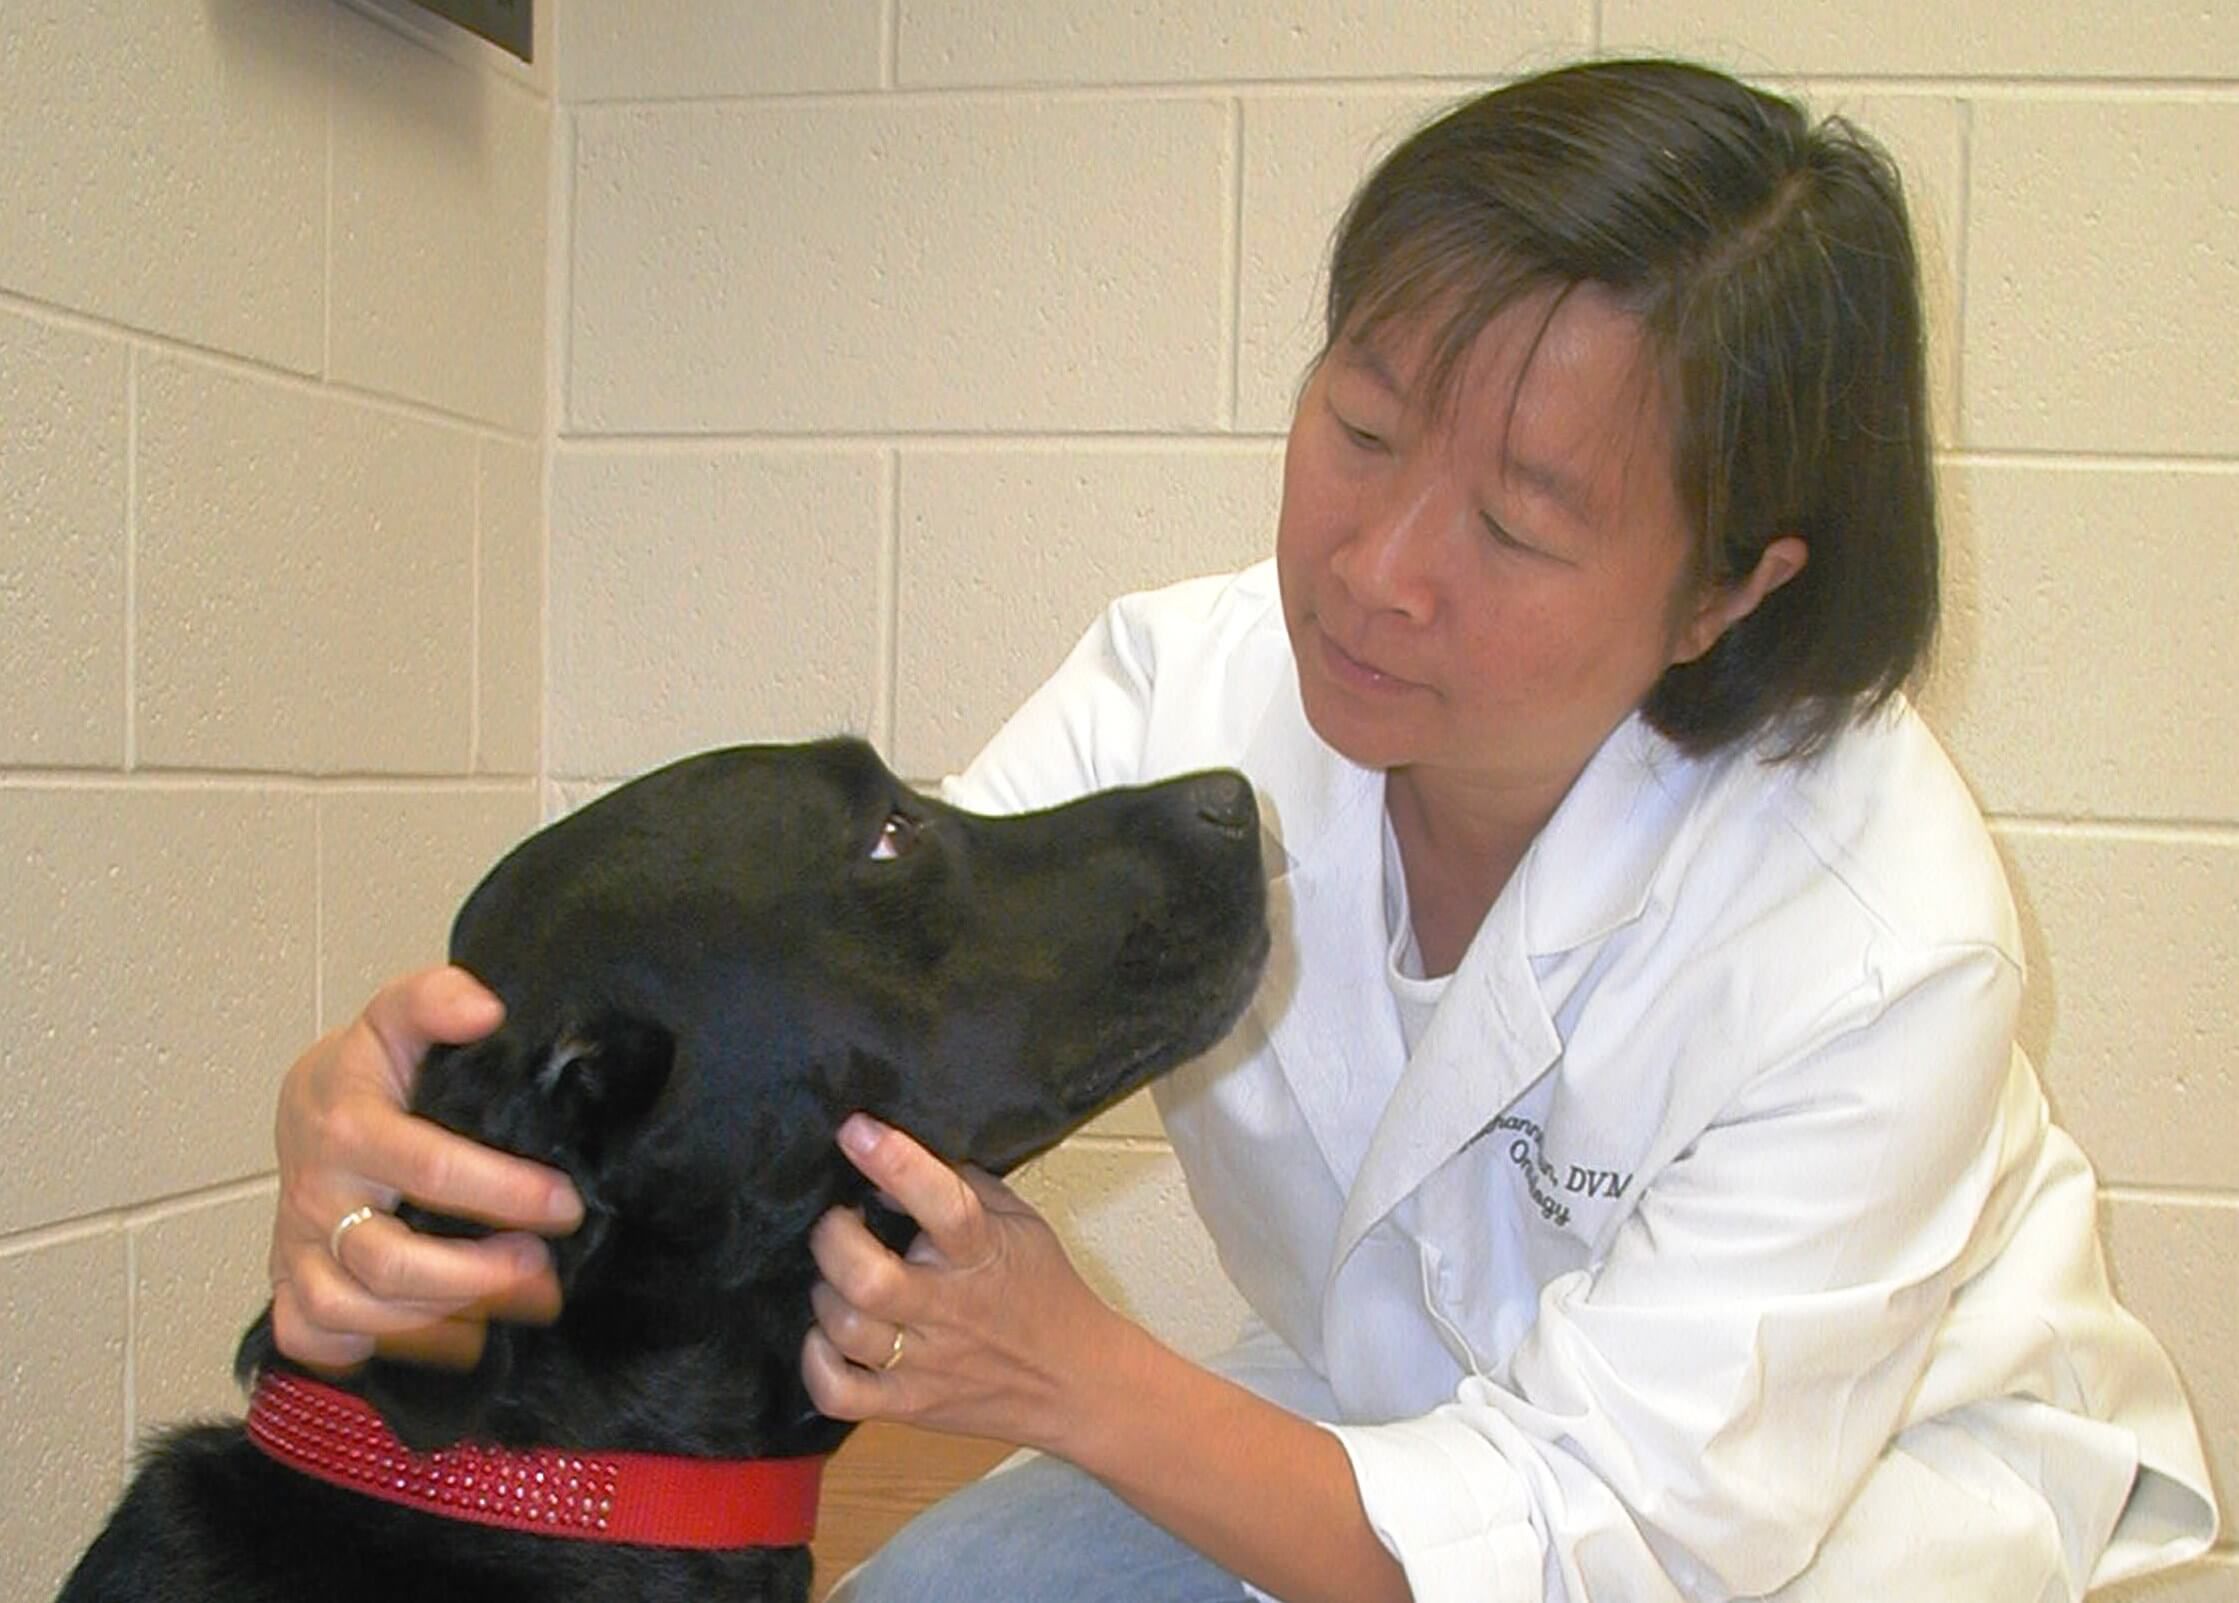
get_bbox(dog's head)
[347,737,1265,1448]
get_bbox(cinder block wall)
[5,2,2231,1599]
[0,3,551,1595]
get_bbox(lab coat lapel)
[1238,689,1680,1273]
[1239,672,1403,1192]
[1332,888,1560,1268]
[1327,715,1681,1270]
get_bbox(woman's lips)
[1315,623,1422,694]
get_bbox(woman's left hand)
[801,1113,1127,1454]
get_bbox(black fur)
[58,737,1267,1603]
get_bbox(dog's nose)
[1183,770,1258,838]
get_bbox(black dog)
[58,736,1268,1603]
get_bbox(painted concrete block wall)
[553,3,2233,1592]
[0,2,550,1596]
[5,0,2230,1595]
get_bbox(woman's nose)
[1329,468,1454,620]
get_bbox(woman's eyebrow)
[1339,330,1608,532]
[1505,455,1593,522]
[1334,338,1404,395]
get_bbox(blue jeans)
[829,1327,1333,1603]
[826,1449,1252,1603]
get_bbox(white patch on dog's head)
[537,1034,597,1094]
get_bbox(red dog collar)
[247,1370,825,1549]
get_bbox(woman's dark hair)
[1323,58,1938,758]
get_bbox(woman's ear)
[1673,535,1808,665]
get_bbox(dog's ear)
[353,1012,682,1448]
[412,1009,678,1187]
[529,1012,677,1172]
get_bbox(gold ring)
[328,1204,379,1262]
[878,1326,906,1372]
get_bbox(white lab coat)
[946,562,2217,1603]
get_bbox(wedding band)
[329,1204,379,1262]
[878,1326,906,1372]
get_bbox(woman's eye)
[1326,398,1385,452]
[1481,513,1535,555]
[869,812,920,861]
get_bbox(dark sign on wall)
[406,0,531,63]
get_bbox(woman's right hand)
[267,964,585,1371]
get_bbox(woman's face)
[1277,287,1736,804]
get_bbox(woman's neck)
[1384,764,1566,976]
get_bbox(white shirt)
[947,562,2217,1603]
[1381,811,1448,1056]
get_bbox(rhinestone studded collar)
[246,1369,826,1548]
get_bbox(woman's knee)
[829,1453,1246,1603]
[829,1458,1071,1603]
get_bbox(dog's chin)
[1061,1040,1173,1122]
[1072,941,1267,1111]
[977,1026,1247,1176]
[963,1084,1135,1176]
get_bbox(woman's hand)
[801,1115,1129,1456]
[268,965,584,1371]
[802,1116,1411,1603]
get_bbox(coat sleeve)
[939,565,1272,815]
[939,595,1160,817]
[1326,941,2061,1603]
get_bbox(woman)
[266,59,2216,1603]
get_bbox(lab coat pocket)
[1415,1240,1489,1379]
[1409,1148,1580,1383]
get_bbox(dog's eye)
[869,812,920,861]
